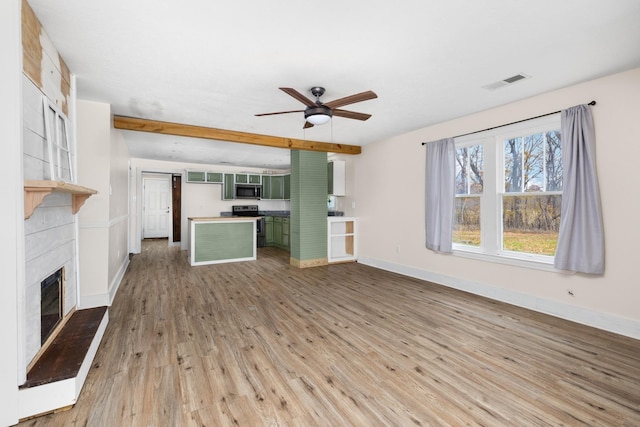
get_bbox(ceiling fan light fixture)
[304,105,333,125]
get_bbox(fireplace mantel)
[24,180,97,219]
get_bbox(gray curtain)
[425,138,455,253]
[554,104,604,274]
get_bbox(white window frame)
[42,97,73,182]
[453,114,561,270]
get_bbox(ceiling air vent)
[482,73,531,91]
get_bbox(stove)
[232,205,265,247]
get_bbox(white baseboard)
[79,256,129,309]
[108,256,130,306]
[358,257,640,340]
[18,310,108,420]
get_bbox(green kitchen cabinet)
[260,174,290,200]
[187,170,224,184]
[262,175,272,199]
[223,173,235,200]
[234,173,260,184]
[187,171,206,183]
[271,175,284,199]
[269,216,289,250]
[206,172,223,183]
[282,217,290,248]
[189,218,256,266]
[273,216,283,246]
[265,216,274,245]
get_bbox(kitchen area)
[185,158,356,266]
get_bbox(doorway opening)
[142,174,173,239]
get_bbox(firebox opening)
[41,267,64,344]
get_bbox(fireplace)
[41,267,64,344]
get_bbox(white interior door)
[143,176,172,238]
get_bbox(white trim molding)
[359,256,640,340]
[79,214,129,229]
[79,256,129,309]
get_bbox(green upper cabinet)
[223,173,235,200]
[261,174,290,200]
[187,171,206,183]
[187,170,224,184]
[235,173,261,185]
[271,175,284,199]
[206,172,223,183]
[284,174,291,200]
[262,175,272,199]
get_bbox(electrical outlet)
[396,245,401,254]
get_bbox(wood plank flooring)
[19,239,640,426]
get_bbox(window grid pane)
[501,194,562,256]
[456,145,483,195]
[545,130,562,191]
[454,196,481,246]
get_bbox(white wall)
[77,101,111,305]
[354,68,640,338]
[108,127,130,296]
[0,0,22,423]
[77,100,131,307]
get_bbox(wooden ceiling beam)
[113,116,361,155]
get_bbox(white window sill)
[452,247,563,273]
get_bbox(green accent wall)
[290,150,328,261]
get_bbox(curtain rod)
[421,100,596,145]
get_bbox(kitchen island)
[188,217,260,266]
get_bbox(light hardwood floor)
[20,239,640,426]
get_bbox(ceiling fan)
[255,87,377,128]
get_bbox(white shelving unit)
[328,217,357,263]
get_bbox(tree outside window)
[454,144,482,246]
[502,130,561,256]
[453,115,562,263]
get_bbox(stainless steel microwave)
[235,184,261,199]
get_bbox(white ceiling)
[28,0,640,169]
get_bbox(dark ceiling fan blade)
[303,121,314,129]
[255,109,304,117]
[324,90,377,109]
[332,109,372,121]
[279,87,316,107]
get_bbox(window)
[454,144,483,247]
[43,97,73,182]
[453,114,561,265]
